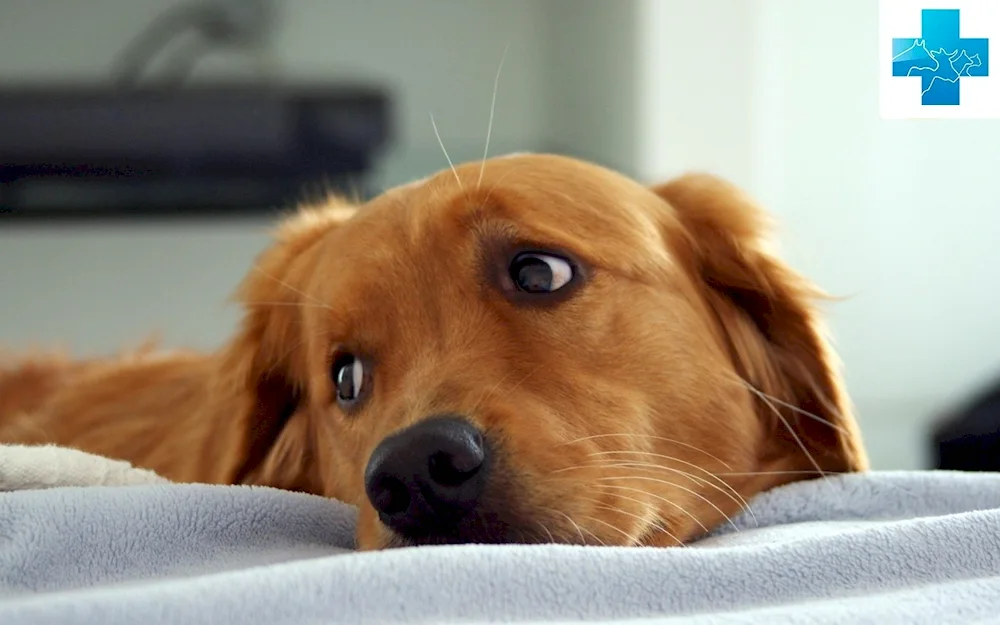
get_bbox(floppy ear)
[652,174,868,475]
[197,202,357,491]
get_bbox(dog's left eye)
[332,351,367,407]
[509,253,574,293]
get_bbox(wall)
[541,0,641,176]
[627,0,1000,468]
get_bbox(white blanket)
[0,443,166,491]
[2,444,1000,624]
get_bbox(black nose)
[364,416,488,538]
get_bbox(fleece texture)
[0,443,166,491]
[1,462,999,624]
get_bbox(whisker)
[477,42,509,190]
[506,364,545,395]
[583,450,756,525]
[732,377,851,435]
[542,506,595,545]
[579,514,638,546]
[241,301,338,310]
[598,483,708,533]
[251,265,333,310]
[714,470,827,476]
[710,470,915,500]
[429,112,464,193]
[469,363,543,417]
[556,433,734,470]
[574,461,752,528]
[594,475,740,532]
[535,521,556,544]
[578,497,686,548]
[751,388,833,491]
[579,525,607,547]
[467,367,519,416]
[481,163,529,207]
[272,327,336,371]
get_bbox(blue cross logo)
[892,9,989,105]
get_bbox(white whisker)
[241,301,337,310]
[251,265,333,310]
[730,377,850,435]
[481,163,529,207]
[579,514,638,546]
[430,112,463,193]
[545,506,597,545]
[271,327,336,370]
[757,390,849,434]
[714,470,827,476]
[594,475,740,532]
[583,450,756,525]
[535,521,556,544]
[579,497,686,547]
[557,433,733,470]
[477,42,509,190]
[733,376,850,436]
[598,483,708,533]
[751,388,834,491]
[567,461,753,528]
[469,364,543,417]
[468,367,519,416]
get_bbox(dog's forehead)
[371,155,667,250]
[320,154,677,296]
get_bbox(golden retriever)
[0,153,867,549]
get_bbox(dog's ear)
[197,202,357,489]
[652,174,868,475]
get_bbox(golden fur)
[0,154,867,549]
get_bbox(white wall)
[0,221,272,354]
[541,0,641,176]
[3,0,996,469]
[629,0,1000,468]
[758,0,1000,469]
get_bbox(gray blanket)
[1,471,999,624]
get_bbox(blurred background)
[1,0,998,472]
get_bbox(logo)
[880,1,1000,118]
[892,9,988,105]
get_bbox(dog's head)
[212,154,866,549]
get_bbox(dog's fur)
[0,154,867,549]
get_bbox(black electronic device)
[0,84,391,219]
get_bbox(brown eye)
[509,252,574,293]
[331,351,368,407]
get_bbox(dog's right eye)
[332,351,368,408]
[509,252,575,294]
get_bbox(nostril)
[428,451,481,487]
[370,476,411,516]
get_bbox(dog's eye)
[332,352,367,407]
[509,253,574,293]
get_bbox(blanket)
[1,445,999,624]
[0,443,166,491]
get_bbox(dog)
[0,153,867,549]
